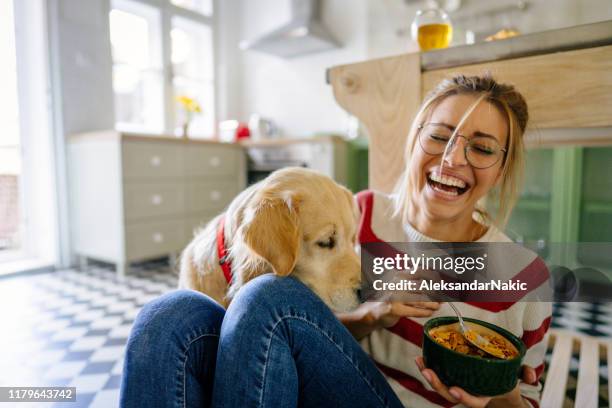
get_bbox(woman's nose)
[442,135,468,167]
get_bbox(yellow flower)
[176,95,202,114]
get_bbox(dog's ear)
[241,192,301,276]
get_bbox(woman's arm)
[336,301,441,340]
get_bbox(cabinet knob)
[150,155,162,167]
[152,232,164,243]
[209,156,221,167]
[210,190,221,201]
[151,194,163,205]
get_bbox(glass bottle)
[411,7,453,51]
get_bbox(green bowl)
[422,316,526,396]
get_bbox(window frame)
[109,0,217,137]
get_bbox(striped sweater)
[356,190,551,408]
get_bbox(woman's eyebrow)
[430,122,498,140]
[472,131,498,140]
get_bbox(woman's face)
[408,94,508,222]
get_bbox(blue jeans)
[120,275,403,408]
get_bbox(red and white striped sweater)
[356,190,551,408]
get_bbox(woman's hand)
[365,301,442,328]
[337,301,441,340]
[415,357,535,408]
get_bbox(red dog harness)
[216,216,232,284]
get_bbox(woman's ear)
[241,192,301,276]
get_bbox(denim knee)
[128,289,225,353]
[226,274,331,327]
[122,290,225,408]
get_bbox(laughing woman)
[342,75,552,407]
[120,75,550,408]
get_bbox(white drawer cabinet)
[185,145,239,177]
[123,141,183,179]
[68,131,246,276]
[124,183,185,220]
[184,180,241,214]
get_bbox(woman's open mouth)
[426,171,471,197]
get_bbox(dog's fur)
[179,167,361,312]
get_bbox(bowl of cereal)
[422,316,526,396]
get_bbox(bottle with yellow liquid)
[411,8,453,51]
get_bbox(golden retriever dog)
[179,167,361,312]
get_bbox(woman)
[120,75,550,408]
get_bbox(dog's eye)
[316,236,335,249]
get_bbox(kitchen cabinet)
[68,131,246,277]
[502,144,612,276]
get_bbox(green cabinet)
[578,146,612,269]
[502,145,612,276]
[503,148,554,246]
[346,137,369,193]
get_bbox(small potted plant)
[176,95,202,138]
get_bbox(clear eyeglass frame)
[417,123,507,169]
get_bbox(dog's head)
[237,167,361,312]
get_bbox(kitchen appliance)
[244,136,348,187]
[239,0,340,58]
[248,114,278,140]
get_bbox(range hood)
[240,0,340,58]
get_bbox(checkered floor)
[0,261,177,408]
[0,262,610,407]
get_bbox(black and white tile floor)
[0,261,177,408]
[0,262,610,407]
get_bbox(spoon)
[447,302,507,359]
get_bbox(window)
[109,0,216,138]
[110,1,163,133]
[171,0,213,16]
[0,0,22,256]
[171,17,215,137]
[1,0,57,273]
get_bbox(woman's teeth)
[428,172,466,188]
[427,172,469,196]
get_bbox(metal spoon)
[447,302,507,359]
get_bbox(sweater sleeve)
[518,301,553,408]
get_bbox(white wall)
[49,0,115,134]
[47,0,115,267]
[232,0,368,137]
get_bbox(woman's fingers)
[403,301,442,310]
[448,387,492,408]
[415,357,459,403]
[521,365,537,384]
[420,368,460,403]
[415,357,492,408]
[393,303,436,317]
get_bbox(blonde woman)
[121,75,550,408]
[343,74,551,407]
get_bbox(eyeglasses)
[417,123,507,169]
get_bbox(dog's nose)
[356,288,364,303]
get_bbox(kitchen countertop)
[70,130,346,148]
[238,134,345,148]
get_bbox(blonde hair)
[392,74,529,231]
